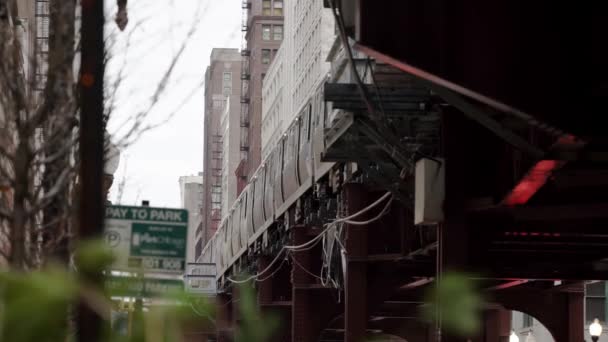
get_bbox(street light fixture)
[525,331,536,342]
[509,331,520,342]
[590,318,603,342]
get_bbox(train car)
[280,120,300,214]
[311,84,333,178]
[221,220,230,271]
[204,82,341,282]
[252,167,266,235]
[297,102,313,194]
[240,186,252,249]
[230,208,239,258]
[271,141,284,214]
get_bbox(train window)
[306,104,311,140]
[291,125,298,155]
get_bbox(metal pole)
[77,0,105,340]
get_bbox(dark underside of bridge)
[210,1,608,341]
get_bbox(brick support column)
[344,183,368,342]
[257,256,273,305]
[483,308,511,342]
[231,286,240,334]
[257,255,292,342]
[495,286,584,342]
[567,292,584,342]
[438,110,471,342]
[291,225,316,342]
[216,293,233,342]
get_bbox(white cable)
[289,252,324,282]
[256,253,289,282]
[227,248,286,283]
[283,224,332,251]
[226,192,392,284]
[341,197,393,225]
[333,192,391,224]
[189,302,216,324]
[284,192,391,251]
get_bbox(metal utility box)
[415,158,445,225]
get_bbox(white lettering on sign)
[130,208,148,220]
[106,207,129,220]
[150,209,184,222]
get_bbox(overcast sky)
[106,0,241,208]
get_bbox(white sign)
[104,205,188,273]
[184,263,217,295]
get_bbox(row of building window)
[262,24,283,41]
[223,72,232,96]
[521,282,607,328]
[262,0,283,16]
[261,48,278,65]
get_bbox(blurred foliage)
[74,239,116,274]
[0,239,483,341]
[0,267,77,342]
[422,272,484,337]
[0,240,281,342]
[235,282,280,342]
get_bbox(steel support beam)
[257,255,292,342]
[76,0,106,340]
[257,256,274,305]
[216,293,233,342]
[482,308,511,342]
[344,184,369,342]
[291,225,318,342]
[494,287,584,342]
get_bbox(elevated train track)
[204,1,608,340]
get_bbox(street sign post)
[184,263,217,295]
[104,205,188,274]
[106,276,184,298]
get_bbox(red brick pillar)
[257,255,292,342]
[216,293,233,342]
[567,292,584,342]
[344,183,368,342]
[494,286,584,342]
[291,225,316,342]
[483,308,511,342]
[257,256,273,305]
[231,286,240,334]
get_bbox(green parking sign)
[104,205,188,273]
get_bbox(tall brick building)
[261,0,335,158]
[199,49,242,259]
[237,0,284,186]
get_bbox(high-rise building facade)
[0,0,42,267]
[512,281,608,341]
[261,0,335,157]
[237,0,284,186]
[201,49,241,253]
[179,173,203,263]
[219,97,242,219]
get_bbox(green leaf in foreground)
[422,272,483,337]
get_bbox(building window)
[261,49,271,64]
[522,313,533,327]
[586,282,606,323]
[213,99,225,109]
[223,72,231,82]
[273,0,283,15]
[262,0,271,15]
[273,25,283,40]
[262,24,271,40]
[195,239,202,260]
[223,86,231,96]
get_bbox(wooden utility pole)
[77,0,105,340]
